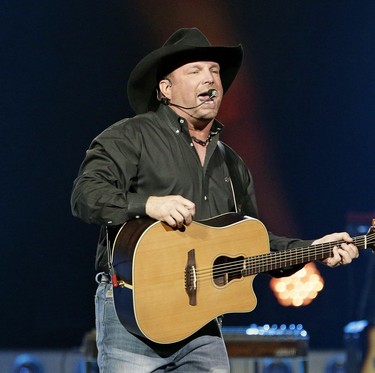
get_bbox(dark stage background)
[2,1,374,350]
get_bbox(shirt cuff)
[126,192,148,219]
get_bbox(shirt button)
[175,129,180,134]
[179,118,184,124]
[190,143,194,147]
[204,196,208,201]
[224,177,230,183]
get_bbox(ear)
[159,79,172,99]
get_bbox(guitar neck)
[244,234,371,275]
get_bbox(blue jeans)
[95,282,230,372]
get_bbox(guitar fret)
[244,233,375,276]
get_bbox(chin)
[201,109,219,119]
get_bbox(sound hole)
[213,255,244,286]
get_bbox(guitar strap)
[217,141,245,214]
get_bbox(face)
[159,61,223,123]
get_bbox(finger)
[181,207,195,225]
[163,214,178,228]
[181,206,195,221]
[349,243,359,258]
[174,206,194,226]
[341,232,353,243]
[338,250,351,264]
[185,204,195,218]
[338,244,359,264]
[180,196,195,208]
[168,208,189,228]
[329,247,342,267]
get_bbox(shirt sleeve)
[70,119,148,226]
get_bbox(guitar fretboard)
[242,233,374,275]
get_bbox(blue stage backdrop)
[1,0,374,349]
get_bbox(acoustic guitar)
[111,213,375,344]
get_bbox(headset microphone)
[207,89,218,98]
[162,89,218,110]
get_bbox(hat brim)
[127,44,243,114]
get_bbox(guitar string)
[191,246,372,284]
[205,234,374,276]
[204,244,346,276]
[197,235,374,281]
[194,235,375,282]
[193,247,330,282]
[186,234,375,283]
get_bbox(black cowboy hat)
[127,28,243,114]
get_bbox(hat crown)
[163,28,211,48]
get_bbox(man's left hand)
[312,232,359,268]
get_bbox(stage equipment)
[12,354,44,373]
[344,213,375,373]
[222,324,309,373]
[80,328,99,373]
[344,320,375,373]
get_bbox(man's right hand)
[145,195,196,228]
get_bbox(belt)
[95,272,111,284]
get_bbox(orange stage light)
[270,262,324,307]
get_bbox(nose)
[202,67,215,85]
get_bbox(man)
[71,28,358,372]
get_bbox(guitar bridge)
[185,249,197,306]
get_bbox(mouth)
[198,90,215,102]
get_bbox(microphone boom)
[168,89,218,110]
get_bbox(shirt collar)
[156,104,224,137]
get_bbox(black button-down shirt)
[71,104,311,272]
[72,105,238,225]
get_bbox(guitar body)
[112,213,269,344]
